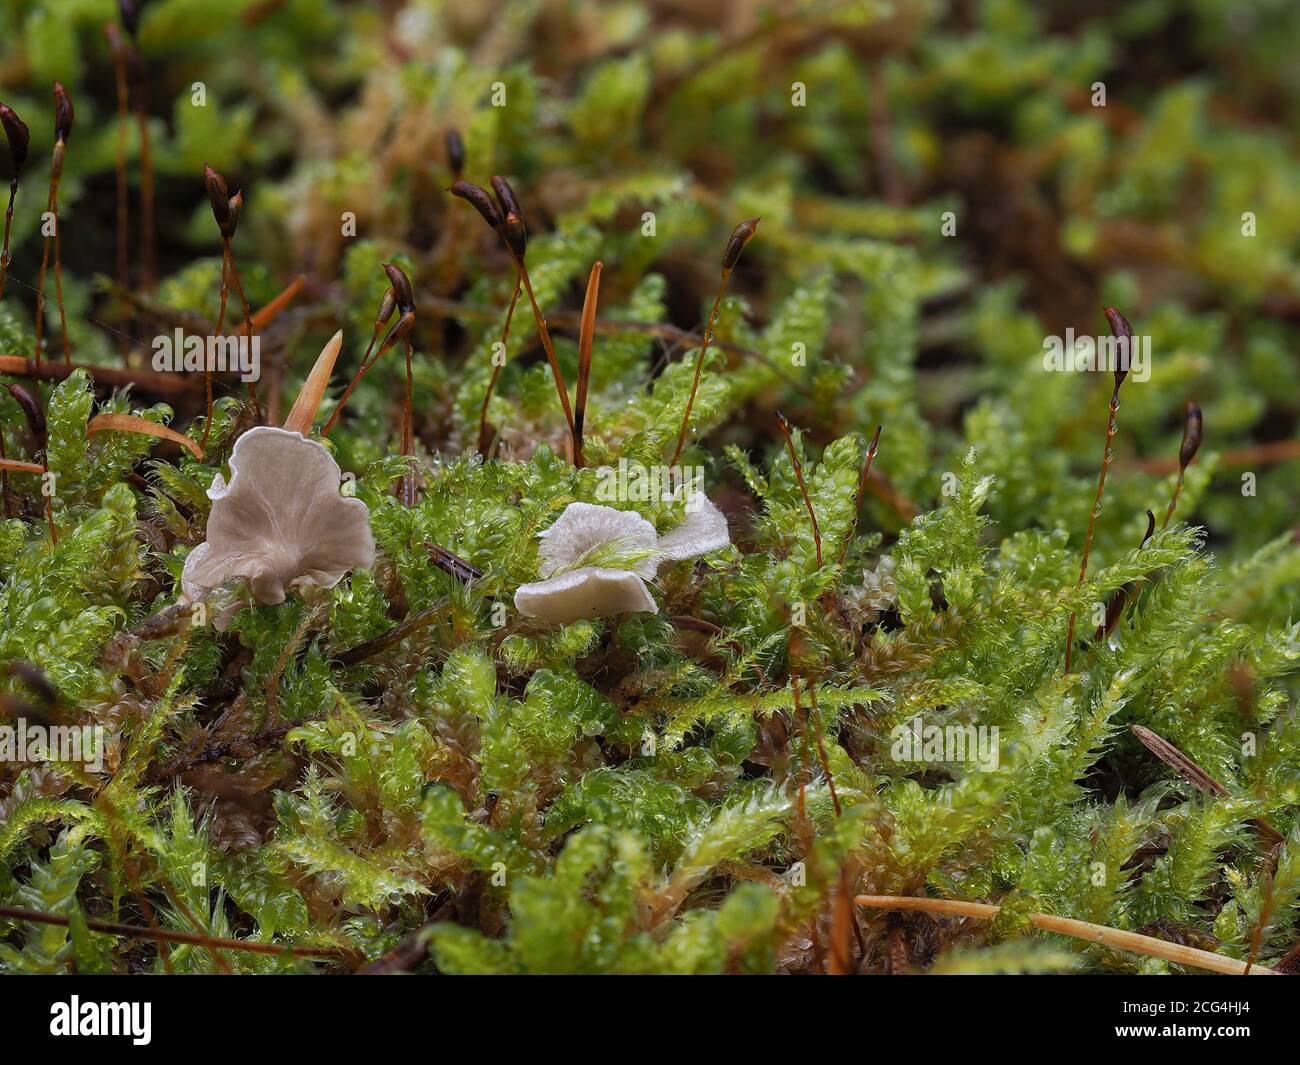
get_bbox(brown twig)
[855,895,1279,975]
[1129,723,1284,852]
[1129,724,1228,797]
[0,355,197,398]
[427,542,483,583]
[333,601,451,668]
[0,904,340,960]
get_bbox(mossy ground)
[0,1,1298,974]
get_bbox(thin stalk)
[478,274,520,457]
[53,181,69,365]
[1064,380,1120,673]
[669,270,731,468]
[224,239,262,419]
[837,424,881,568]
[1065,308,1136,672]
[777,413,822,567]
[322,311,411,437]
[1162,401,1202,529]
[1096,509,1155,641]
[804,680,841,817]
[0,429,9,517]
[854,895,1279,976]
[0,178,17,300]
[670,218,758,467]
[1163,471,1187,531]
[0,101,20,299]
[333,600,454,668]
[573,261,602,468]
[42,453,57,543]
[199,252,231,450]
[396,339,417,506]
[789,675,812,818]
[7,381,57,543]
[323,326,384,435]
[33,142,66,363]
[507,247,575,448]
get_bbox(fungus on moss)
[515,498,729,624]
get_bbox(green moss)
[1,0,1298,976]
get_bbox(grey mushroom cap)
[181,427,374,620]
[514,498,729,624]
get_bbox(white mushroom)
[181,425,374,627]
[514,498,729,624]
